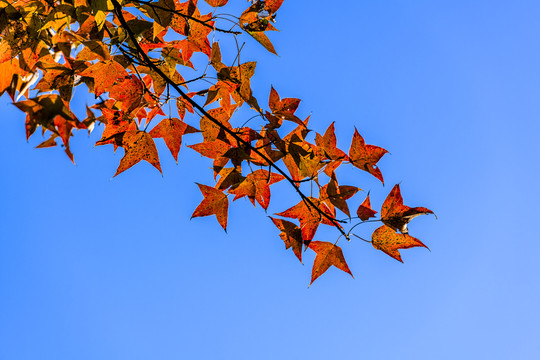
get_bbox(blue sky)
[1,1,539,359]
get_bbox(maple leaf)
[238,2,279,54]
[228,169,285,210]
[199,105,236,142]
[265,0,285,14]
[348,128,388,183]
[170,0,214,56]
[249,130,283,166]
[380,184,434,234]
[141,0,176,27]
[269,217,304,263]
[315,122,348,177]
[275,197,335,242]
[281,129,323,183]
[205,0,228,6]
[356,193,377,221]
[79,59,128,96]
[14,94,84,162]
[177,97,194,120]
[248,31,277,55]
[219,62,258,105]
[215,167,244,190]
[268,86,303,125]
[283,142,324,182]
[319,176,359,217]
[113,130,162,176]
[309,241,353,285]
[34,60,76,101]
[36,134,59,148]
[191,183,229,230]
[149,117,198,162]
[95,109,138,150]
[0,59,20,98]
[76,40,111,61]
[315,122,348,161]
[188,139,231,160]
[371,225,428,262]
[108,75,144,113]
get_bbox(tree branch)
[111,0,349,239]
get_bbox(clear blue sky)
[1,1,539,359]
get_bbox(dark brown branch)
[110,0,349,239]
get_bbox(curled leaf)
[381,185,434,234]
[371,225,428,262]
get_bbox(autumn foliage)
[0,0,435,285]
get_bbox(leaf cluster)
[0,0,435,285]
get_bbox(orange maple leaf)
[319,176,359,217]
[269,217,304,263]
[188,139,231,160]
[14,94,84,162]
[371,225,428,262]
[275,197,335,242]
[113,130,162,176]
[356,193,377,221]
[95,109,138,149]
[238,1,281,54]
[348,128,388,183]
[108,75,144,113]
[149,118,198,162]
[309,241,353,285]
[315,122,348,161]
[268,86,303,125]
[228,169,285,210]
[381,184,434,234]
[205,0,228,7]
[215,167,244,190]
[79,59,127,96]
[191,184,229,230]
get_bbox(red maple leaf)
[268,86,303,126]
[371,225,428,262]
[79,59,127,96]
[275,197,335,242]
[381,184,434,234]
[348,128,388,183]
[356,193,377,221]
[315,122,348,161]
[228,170,285,210]
[319,175,359,217]
[309,241,353,285]
[205,0,228,7]
[270,217,304,263]
[14,94,84,162]
[113,130,162,176]
[149,118,198,162]
[191,184,229,230]
[108,75,144,113]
